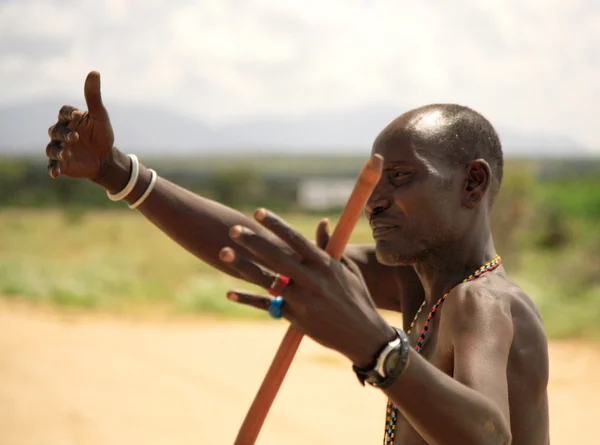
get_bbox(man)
[46,72,549,444]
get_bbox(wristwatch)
[352,327,410,388]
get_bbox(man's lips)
[370,218,398,229]
[372,226,397,235]
[370,218,399,237]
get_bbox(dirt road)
[1,301,598,445]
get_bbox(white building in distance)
[297,178,356,210]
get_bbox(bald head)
[375,104,504,204]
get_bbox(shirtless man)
[45,72,549,444]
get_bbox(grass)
[0,208,373,319]
[0,208,598,339]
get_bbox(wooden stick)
[234,154,384,445]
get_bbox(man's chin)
[374,242,416,267]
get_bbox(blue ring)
[268,296,284,319]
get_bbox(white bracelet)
[129,169,158,209]
[106,154,140,201]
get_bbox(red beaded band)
[268,273,290,297]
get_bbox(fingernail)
[227,292,239,302]
[57,149,70,161]
[71,110,83,122]
[230,225,252,239]
[254,208,267,221]
[219,248,235,262]
[229,225,243,239]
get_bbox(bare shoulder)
[444,273,545,337]
[443,273,549,393]
[442,274,515,340]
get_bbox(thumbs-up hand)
[46,71,115,180]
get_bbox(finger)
[84,71,109,121]
[48,123,79,143]
[48,160,61,178]
[315,218,330,249]
[58,105,78,123]
[314,218,354,269]
[67,109,86,130]
[227,290,292,320]
[228,225,316,290]
[254,208,328,265]
[219,247,277,290]
[226,290,272,312]
[45,141,71,161]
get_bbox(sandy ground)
[1,301,599,445]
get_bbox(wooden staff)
[234,154,384,445]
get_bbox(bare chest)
[383,313,453,445]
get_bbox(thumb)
[315,218,330,249]
[84,71,109,120]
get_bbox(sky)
[1,0,599,151]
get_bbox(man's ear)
[463,159,491,208]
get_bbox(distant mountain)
[0,100,221,152]
[0,100,592,158]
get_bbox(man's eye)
[387,171,410,182]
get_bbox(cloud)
[0,0,598,150]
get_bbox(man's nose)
[365,184,391,219]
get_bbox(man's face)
[364,119,466,266]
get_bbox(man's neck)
[412,230,500,304]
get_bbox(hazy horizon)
[1,0,599,155]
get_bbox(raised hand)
[219,208,396,368]
[46,71,115,181]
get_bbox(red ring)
[268,273,290,297]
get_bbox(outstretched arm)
[45,71,411,311]
[95,150,293,276]
[96,153,410,312]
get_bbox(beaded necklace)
[382,255,502,444]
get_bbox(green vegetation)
[0,155,598,339]
[0,209,365,320]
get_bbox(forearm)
[94,149,281,277]
[384,350,511,445]
[93,150,412,310]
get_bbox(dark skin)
[46,72,549,444]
